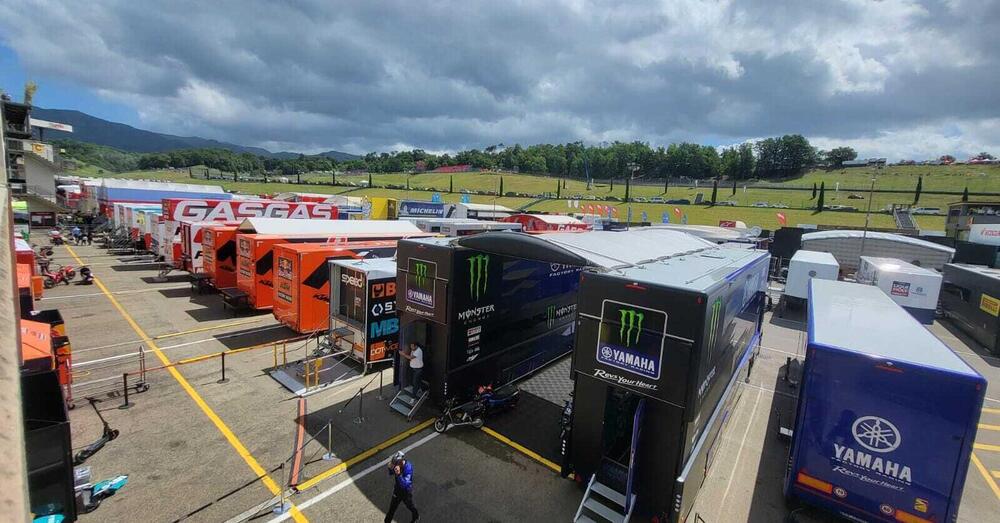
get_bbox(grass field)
[73,163,1000,230]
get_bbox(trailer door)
[790,349,976,522]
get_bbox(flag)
[776,212,787,226]
[673,207,682,218]
[641,211,648,222]
[574,200,579,209]
[587,204,594,214]
[681,214,688,224]
[661,212,669,223]
[567,199,572,208]
[611,207,618,217]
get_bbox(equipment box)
[786,279,985,522]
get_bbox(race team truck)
[235,219,424,310]
[271,241,402,333]
[161,198,339,268]
[786,279,985,522]
[202,225,240,289]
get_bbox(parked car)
[771,203,789,209]
[751,201,769,208]
[716,201,737,206]
[665,198,691,205]
[633,197,649,203]
[650,197,665,203]
[847,193,865,199]
[583,195,597,200]
[827,205,857,211]
[912,207,942,215]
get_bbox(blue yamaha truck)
[786,279,985,522]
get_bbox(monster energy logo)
[414,262,430,288]
[706,299,721,353]
[547,305,556,327]
[619,309,644,347]
[468,254,489,300]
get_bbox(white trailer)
[857,256,942,324]
[801,230,954,272]
[780,250,840,315]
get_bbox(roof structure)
[802,230,955,254]
[236,217,422,235]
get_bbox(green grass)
[79,164,992,230]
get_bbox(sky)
[1,0,998,160]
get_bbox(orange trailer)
[272,241,400,333]
[202,225,239,289]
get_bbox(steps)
[893,208,917,230]
[389,386,429,421]
[574,475,635,523]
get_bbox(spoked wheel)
[434,418,449,433]
[472,417,484,429]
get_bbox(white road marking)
[266,431,440,522]
[73,324,285,362]
[719,389,762,513]
[40,285,189,300]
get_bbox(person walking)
[399,342,424,395]
[385,451,419,522]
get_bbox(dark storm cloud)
[1,0,997,158]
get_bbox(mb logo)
[619,309,644,347]
[468,254,489,300]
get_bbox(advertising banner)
[399,200,445,218]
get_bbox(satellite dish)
[749,226,762,238]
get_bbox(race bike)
[433,384,520,433]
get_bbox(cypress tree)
[711,179,718,205]
[556,180,561,198]
[732,177,737,196]
[962,186,969,202]
[624,176,631,202]
[499,177,504,196]
[817,182,826,211]
[811,182,817,200]
[664,177,669,194]
[368,172,373,188]
[449,176,454,193]
[913,176,923,204]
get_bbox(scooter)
[48,229,65,246]
[434,398,485,433]
[74,398,119,465]
[77,474,128,514]
[40,263,76,289]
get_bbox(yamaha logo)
[601,346,613,360]
[852,416,901,453]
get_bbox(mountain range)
[30,107,359,161]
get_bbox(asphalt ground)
[40,241,1000,522]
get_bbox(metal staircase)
[389,386,429,421]
[574,474,635,523]
[892,206,917,231]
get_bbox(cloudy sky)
[1,0,998,159]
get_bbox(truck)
[940,263,1000,355]
[856,256,942,324]
[568,247,770,522]
[786,279,985,522]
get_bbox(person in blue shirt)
[385,451,419,522]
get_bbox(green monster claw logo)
[468,254,489,300]
[707,299,721,351]
[414,262,429,288]
[547,304,556,326]
[618,309,644,347]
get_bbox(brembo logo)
[169,200,335,221]
[619,309,643,347]
[468,254,489,300]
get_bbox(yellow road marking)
[151,317,264,340]
[984,407,1000,415]
[993,470,1000,479]
[294,418,435,492]
[974,443,1000,453]
[64,245,308,523]
[971,452,1000,502]
[980,424,1000,432]
[481,426,562,474]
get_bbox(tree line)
[59,135,861,180]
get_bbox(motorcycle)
[41,264,76,288]
[48,229,65,246]
[475,383,520,416]
[434,398,485,433]
[433,384,520,433]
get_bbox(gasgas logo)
[468,254,489,300]
[832,415,912,486]
[168,200,335,221]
